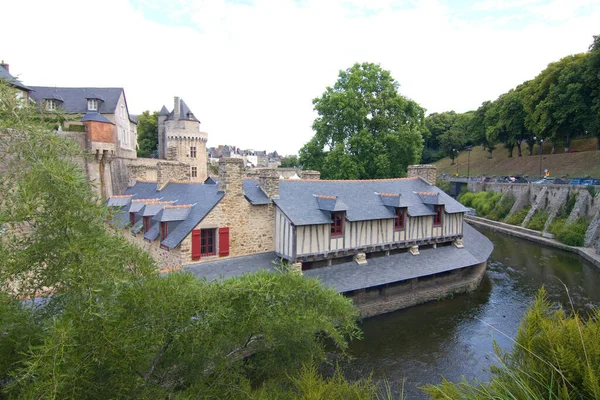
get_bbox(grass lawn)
[434,138,600,178]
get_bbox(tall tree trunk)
[487,149,493,159]
[516,142,523,157]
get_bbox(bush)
[556,218,589,246]
[458,191,502,218]
[487,193,515,221]
[422,288,600,399]
[526,211,549,231]
[506,206,530,225]
[548,217,566,236]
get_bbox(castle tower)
[162,97,208,182]
[157,105,169,159]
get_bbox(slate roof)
[185,222,493,293]
[273,177,468,226]
[107,195,132,207]
[29,87,124,114]
[81,112,114,124]
[315,195,348,212]
[113,181,224,249]
[243,180,271,205]
[166,99,200,122]
[158,105,169,116]
[144,222,160,241]
[0,65,30,91]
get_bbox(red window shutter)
[191,229,201,260]
[219,227,230,257]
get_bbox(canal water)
[346,227,600,399]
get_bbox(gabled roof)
[144,222,160,241]
[81,112,114,124]
[166,99,200,122]
[0,65,30,91]
[243,180,271,205]
[107,195,132,207]
[115,181,224,249]
[273,177,468,226]
[315,195,348,212]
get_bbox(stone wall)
[157,161,190,190]
[120,228,184,270]
[350,262,486,318]
[259,169,279,199]
[467,181,600,252]
[300,170,321,180]
[408,164,437,185]
[181,158,275,265]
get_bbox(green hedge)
[458,191,514,221]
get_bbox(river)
[345,226,600,399]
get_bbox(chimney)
[407,164,437,186]
[0,60,8,73]
[174,96,181,120]
[259,169,280,199]
[218,158,244,197]
[300,170,321,180]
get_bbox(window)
[394,208,405,230]
[87,99,98,111]
[122,129,128,145]
[130,212,135,226]
[331,212,344,237]
[190,146,196,158]
[160,222,168,240]
[191,166,197,178]
[45,99,57,110]
[120,104,125,118]
[143,216,151,233]
[433,205,443,226]
[201,229,216,256]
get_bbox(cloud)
[1,0,599,154]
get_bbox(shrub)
[487,193,515,221]
[556,218,589,246]
[422,288,600,399]
[526,211,548,231]
[459,191,502,217]
[506,206,530,225]
[548,217,566,236]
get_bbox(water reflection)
[346,227,600,399]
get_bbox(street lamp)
[465,145,473,180]
[453,149,459,176]
[534,137,544,177]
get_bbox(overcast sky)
[2,0,599,154]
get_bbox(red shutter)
[219,227,230,257]
[191,229,201,260]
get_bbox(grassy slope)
[433,138,600,178]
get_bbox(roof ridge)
[164,204,192,209]
[132,198,161,202]
[314,195,336,200]
[145,201,175,205]
[109,194,133,198]
[133,179,157,183]
[379,192,399,197]
[297,176,419,183]
[417,191,438,196]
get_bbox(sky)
[1,0,599,155]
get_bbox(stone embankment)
[466,182,600,254]
[465,215,600,269]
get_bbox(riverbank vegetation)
[422,287,600,399]
[458,191,515,222]
[0,80,400,399]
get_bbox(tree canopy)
[0,79,363,399]
[299,63,425,179]
[136,110,158,157]
[421,34,600,163]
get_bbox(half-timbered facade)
[108,159,468,271]
[273,179,468,265]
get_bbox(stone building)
[1,61,31,101]
[108,162,470,270]
[157,97,208,183]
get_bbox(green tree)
[585,35,600,150]
[470,101,497,159]
[0,79,362,399]
[299,63,425,179]
[422,111,457,163]
[136,110,159,157]
[279,155,301,168]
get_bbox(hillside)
[433,138,600,179]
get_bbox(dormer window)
[87,99,98,111]
[331,212,344,237]
[143,216,151,233]
[394,208,405,230]
[160,222,168,240]
[433,205,443,226]
[188,112,194,120]
[45,99,58,110]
